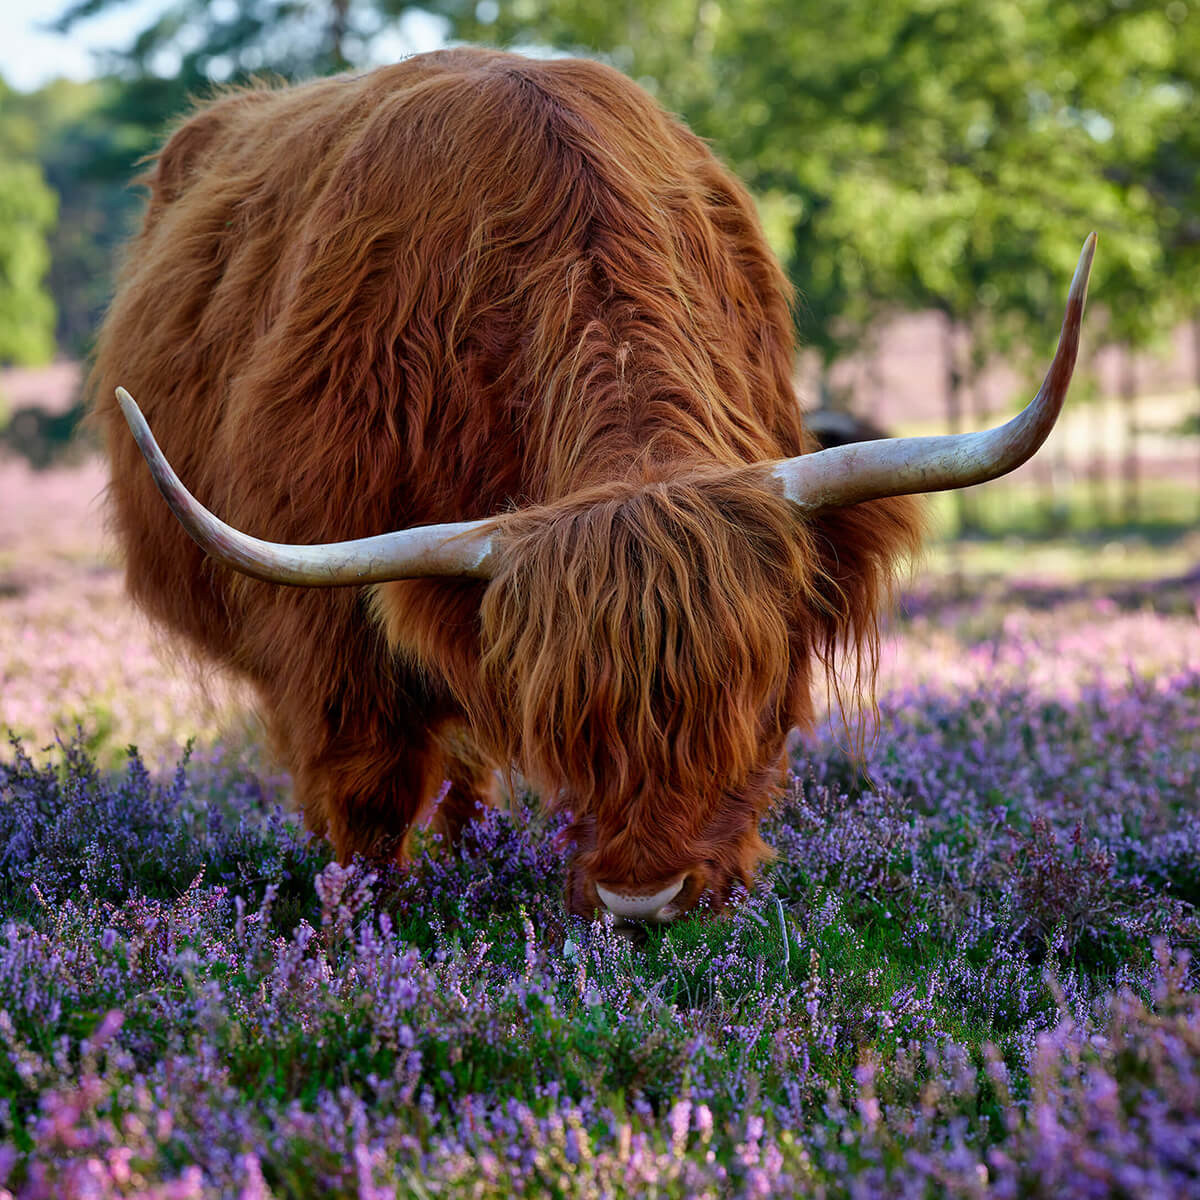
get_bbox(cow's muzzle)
[595,877,686,922]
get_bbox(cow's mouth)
[595,877,686,922]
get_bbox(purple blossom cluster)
[0,580,1198,1198]
[4,461,1200,1196]
[779,597,1200,966]
[0,848,1197,1197]
[0,738,312,911]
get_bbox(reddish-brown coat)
[92,48,921,915]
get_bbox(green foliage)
[0,81,57,367]
[13,78,146,355]
[41,0,1200,374]
[447,0,1194,368]
[1053,0,1200,346]
[52,0,405,151]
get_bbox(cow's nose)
[595,877,685,922]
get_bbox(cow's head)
[477,469,836,921]
[470,467,932,921]
[113,235,1094,923]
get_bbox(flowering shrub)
[1,576,1199,1196]
[4,463,1200,1194]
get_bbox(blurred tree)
[443,1,1159,362]
[446,0,1200,537]
[52,0,428,164]
[48,0,1200,476]
[12,78,144,356]
[48,0,419,356]
[1049,0,1200,520]
[0,79,57,367]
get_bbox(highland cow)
[94,48,1094,922]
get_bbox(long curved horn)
[772,233,1096,509]
[114,387,496,585]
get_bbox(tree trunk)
[1089,370,1108,526]
[1193,313,1200,393]
[940,312,966,594]
[960,328,985,534]
[1120,347,1138,524]
[329,0,351,70]
[1193,316,1200,518]
[941,312,967,537]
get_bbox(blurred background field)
[6,387,1200,765]
[3,2,1200,650]
[2,16,1200,469]
[0,450,250,766]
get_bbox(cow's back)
[91,48,806,759]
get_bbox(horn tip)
[115,386,139,421]
[1081,230,1098,266]
[114,386,162,470]
[1068,232,1097,309]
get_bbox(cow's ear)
[369,580,486,706]
[145,91,273,209]
[148,111,227,207]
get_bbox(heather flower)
[5,458,1200,1194]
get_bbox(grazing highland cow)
[95,48,1094,922]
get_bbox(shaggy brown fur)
[92,47,922,916]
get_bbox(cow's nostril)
[595,877,685,921]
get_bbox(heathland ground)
[1,410,1199,1196]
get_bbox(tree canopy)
[28,0,1200,380]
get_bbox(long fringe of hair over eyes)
[471,466,922,881]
